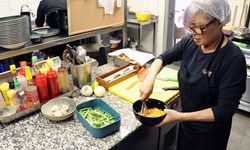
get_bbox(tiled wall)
[0,0,41,21]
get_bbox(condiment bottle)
[25,66,35,85]
[35,71,49,103]
[25,85,40,108]
[7,82,16,106]
[0,91,5,108]
[0,82,10,106]
[47,68,60,98]
[31,56,38,77]
[16,75,28,91]
[18,61,27,76]
[57,67,71,93]
[10,64,16,75]
[0,63,5,73]
[15,78,27,111]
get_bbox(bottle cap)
[47,68,56,77]
[25,67,32,80]
[14,78,21,88]
[32,56,38,63]
[20,61,27,67]
[10,64,16,74]
[9,81,15,89]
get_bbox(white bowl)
[41,97,76,121]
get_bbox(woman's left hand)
[155,109,183,127]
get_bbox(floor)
[227,110,250,150]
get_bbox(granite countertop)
[0,63,141,150]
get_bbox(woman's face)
[188,11,222,46]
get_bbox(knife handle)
[162,86,179,91]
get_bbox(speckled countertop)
[0,63,141,150]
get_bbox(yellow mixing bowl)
[135,11,152,22]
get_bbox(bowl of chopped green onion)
[76,99,121,138]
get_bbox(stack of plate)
[0,15,30,49]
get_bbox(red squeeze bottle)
[47,68,60,98]
[35,71,50,103]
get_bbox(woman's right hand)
[139,78,154,100]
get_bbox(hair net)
[183,0,231,25]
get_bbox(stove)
[239,48,250,112]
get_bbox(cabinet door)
[116,125,159,150]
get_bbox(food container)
[113,56,130,67]
[133,99,166,126]
[70,58,98,88]
[135,11,152,22]
[96,64,139,90]
[76,99,121,138]
[41,97,76,121]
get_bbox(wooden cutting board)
[108,68,179,103]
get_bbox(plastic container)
[76,99,121,138]
[47,68,60,98]
[25,86,40,108]
[135,11,152,22]
[57,67,71,93]
[0,82,10,106]
[16,75,28,91]
[34,57,61,74]
[35,72,50,103]
[18,61,27,76]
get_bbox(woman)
[139,0,246,150]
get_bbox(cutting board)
[108,67,179,103]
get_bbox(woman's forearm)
[181,108,215,122]
[144,59,163,81]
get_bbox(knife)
[153,86,179,93]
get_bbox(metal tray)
[0,85,77,124]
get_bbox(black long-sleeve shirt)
[35,0,67,27]
[158,35,246,122]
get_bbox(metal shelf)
[0,25,125,60]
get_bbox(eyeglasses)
[187,19,216,35]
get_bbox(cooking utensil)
[153,86,179,93]
[140,100,147,115]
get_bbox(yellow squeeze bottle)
[7,89,16,106]
[0,82,10,106]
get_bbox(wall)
[0,0,40,21]
[228,0,250,27]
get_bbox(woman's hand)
[155,109,183,127]
[139,78,154,100]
